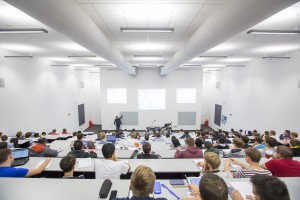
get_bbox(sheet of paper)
[193,159,204,170]
[229,181,253,199]
[35,159,53,169]
[230,162,242,168]
[77,158,92,168]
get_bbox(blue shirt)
[113,197,167,200]
[0,166,29,177]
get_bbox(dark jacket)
[174,146,203,158]
[137,153,160,159]
[30,144,58,157]
[67,150,97,158]
[114,116,122,126]
[205,147,220,155]
[292,147,300,157]
[215,144,229,149]
[229,148,245,158]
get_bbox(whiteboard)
[138,89,166,110]
[120,112,138,125]
[178,112,196,125]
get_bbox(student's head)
[130,165,156,198]
[142,142,152,155]
[199,173,228,200]
[171,136,180,148]
[195,138,203,148]
[250,174,290,200]
[255,136,263,144]
[284,130,290,136]
[233,138,244,148]
[265,137,278,148]
[41,132,46,136]
[290,132,298,139]
[0,142,8,149]
[102,143,115,159]
[130,132,137,139]
[290,139,300,147]
[37,137,47,145]
[201,131,207,137]
[233,132,242,138]
[77,133,84,140]
[218,137,226,144]
[241,136,249,144]
[144,134,149,141]
[270,130,276,136]
[87,141,95,149]
[276,145,293,159]
[0,148,12,165]
[33,133,39,138]
[52,129,56,132]
[244,147,261,163]
[204,141,213,149]
[73,140,83,150]
[59,155,76,173]
[1,135,8,142]
[185,138,195,147]
[98,132,106,140]
[25,132,32,138]
[16,131,23,138]
[184,131,189,135]
[72,132,77,137]
[204,152,221,171]
[63,128,67,132]
[156,132,161,138]
[264,131,270,136]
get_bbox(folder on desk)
[193,159,204,170]
[77,158,92,168]
[229,181,253,199]
[35,159,53,169]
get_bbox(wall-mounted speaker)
[0,78,5,88]
[79,81,84,88]
[216,81,221,88]
[298,80,300,88]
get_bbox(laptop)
[11,148,30,167]
[106,135,117,143]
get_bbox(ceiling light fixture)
[199,55,227,58]
[51,64,70,66]
[0,28,48,34]
[226,65,245,67]
[94,64,115,67]
[4,55,33,58]
[68,55,96,58]
[205,69,222,72]
[262,56,290,59]
[182,64,202,66]
[134,55,162,57]
[247,29,300,35]
[120,27,174,33]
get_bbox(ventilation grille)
[216,81,221,88]
[0,78,5,88]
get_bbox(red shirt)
[265,158,300,177]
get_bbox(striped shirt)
[233,168,272,178]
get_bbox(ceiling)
[0,0,300,73]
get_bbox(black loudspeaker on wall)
[0,78,5,88]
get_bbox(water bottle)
[219,150,223,159]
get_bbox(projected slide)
[138,89,166,110]
[107,88,127,104]
[177,88,196,103]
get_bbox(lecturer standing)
[114,115,123,132]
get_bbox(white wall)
[100,68,203,130]
[89,72,101,125]
[202,50,300,135]
[0,49,92,136]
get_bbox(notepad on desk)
[35,159,53,169]
[77,158,92,169]
[229,181,253,199]
[193,159,204,170]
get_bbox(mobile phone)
[109,190,117,200]
[228,187,234,198]
[154,181,161,194]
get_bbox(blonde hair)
[130,132,137,139]
[204,152,221,172]
[291,132,298,139]
[130,165,156,197]
[97,132,106,140]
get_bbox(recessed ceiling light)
[181,64,202,67]
[203,64,226,67]
[247,29,300,35]
[226,65,245,67]
[262,56,290,59]
[199,55,227,58]
[68,55,96,58]
[134,55,162,57]
[4,55,33,58]
[120,27,174,33]
[51,64,70,66]
[94,64,115,67]
[0,28,48,34]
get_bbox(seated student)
[41,132,47,137]
[200,131,209,140]
[33,132,40,138]
[264,137,278,158]
[197,152,230,179]
[0,148,51,177]
[1,135,14,148]
[126,132,141,148]
[290,132,298,140]
[254,136,266,149]
[15,131,24,139]
[68,140,97,158]
[279,130,291,140]
[183,173,228,200]
[228,138,245,158]
[231,174,290,200]
[215,137,229,149]
[137,142,160,159]
[261,145,300,177]
[195,138,204,149]
[290,139,300,157]
[180,131,191,139]
[86,141,96,150]
[30,138,58,157]
[269,130,276,138]
[225,147,272,178]
[61,128,69,134]
[178,129,184,135]
[171,136,181,148]
[241,136,252,149]
[95,132,107,144]
[204,141,219,155]
[77,132,84,141]
[144,134,150,142]
[50,129,58,135]
[95,143,130,179]
[114,165,167,200]
[0,142,8,149]
[59,155,84,179]
[9,138,18,148]
[175,138,203,158]
[151,132,164,141]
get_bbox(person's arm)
[231,190,244,200]
[224,158,232,172]
[260,163,268,170]
[26,158,52,177]
[188,184,200,196]
[174,147,183,158]
[231,158,249,169]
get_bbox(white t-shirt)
[95,159,129,179]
